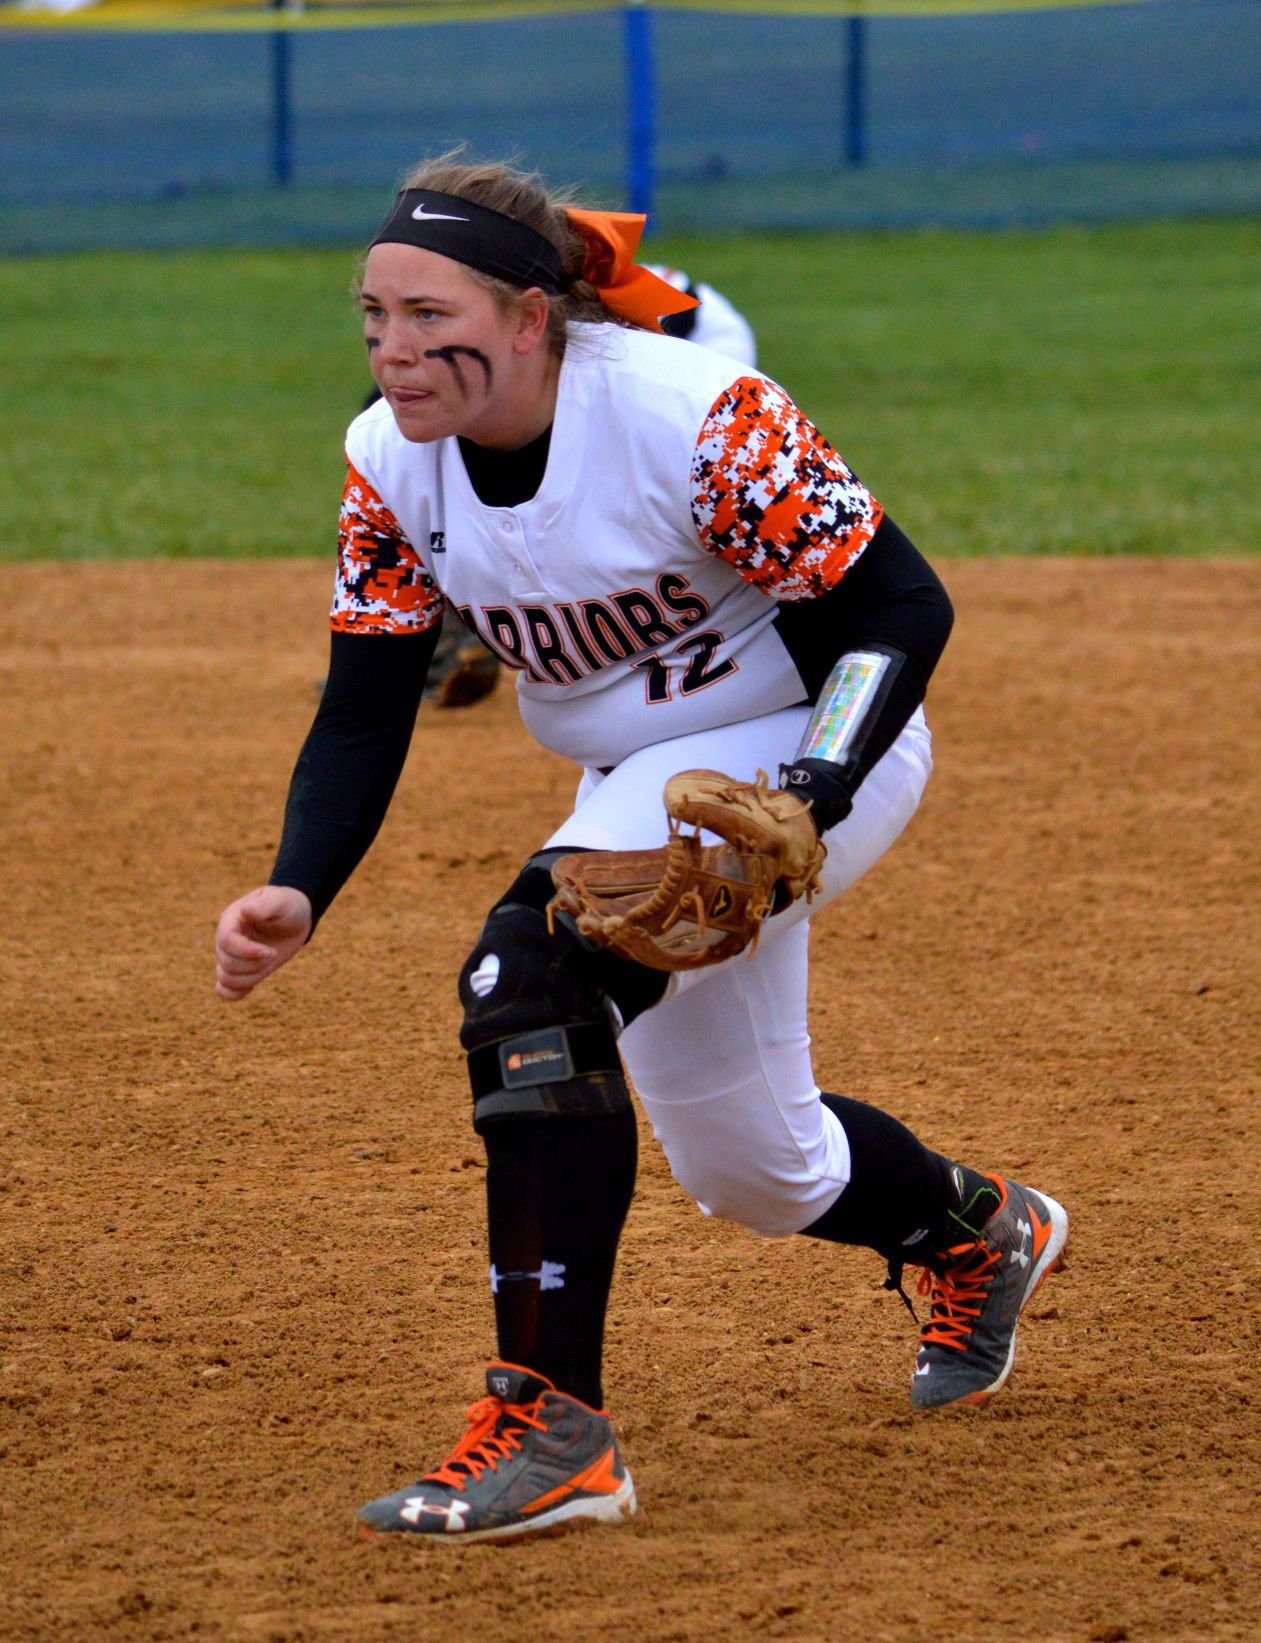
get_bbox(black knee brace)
[458,850,667,1134]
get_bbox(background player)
[213,154,1068,1545]
[650,261,758,366]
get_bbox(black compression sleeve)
[774,515,953,833]
[268,628,437,928]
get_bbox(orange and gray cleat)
[909,1175,1068,1410]
[356,1363,636,1544]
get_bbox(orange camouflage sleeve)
[330,461,445,634]
[690,376,883,600]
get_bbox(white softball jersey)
[336,324,882,772]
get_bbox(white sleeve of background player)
[691,282,758,368]
[690,376,883,601]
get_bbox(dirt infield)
[1,559,1257,1643]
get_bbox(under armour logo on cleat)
[1012,1217,1033,1269]
[399,1497,470,1532]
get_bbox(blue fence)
[2,1,1259,252]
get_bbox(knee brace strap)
[460,858,644,1133]
[470,1022,630,1130]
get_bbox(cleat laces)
[917,1239,1002,1353]
[424,1394,548,1491]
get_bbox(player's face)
[359,244,550,447]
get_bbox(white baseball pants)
[545,706,933,1237]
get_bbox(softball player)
[213,155,1068,1545]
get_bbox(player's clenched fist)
[214,884,313,1002]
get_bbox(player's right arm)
[213,460,444,1002]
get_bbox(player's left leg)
[545,699,935,1241]
[574,709,1066,1412]
[622,939,1067,1411]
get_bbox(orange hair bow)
[565,208,700,334]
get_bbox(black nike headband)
[370,188,564,292]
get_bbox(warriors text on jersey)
[335,325,882,771]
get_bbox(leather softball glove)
[548,769,827,972]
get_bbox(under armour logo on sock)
[489,1261,566,1294]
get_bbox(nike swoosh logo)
[1027,1202,1052,1261]
[412,204,470,223]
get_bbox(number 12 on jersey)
[632,630,736,704]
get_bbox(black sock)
[482,1108,636,1409]
[801,1092,996,1261]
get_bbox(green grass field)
[2,216,1256,561]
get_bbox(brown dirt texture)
[1,558,1257,1643]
